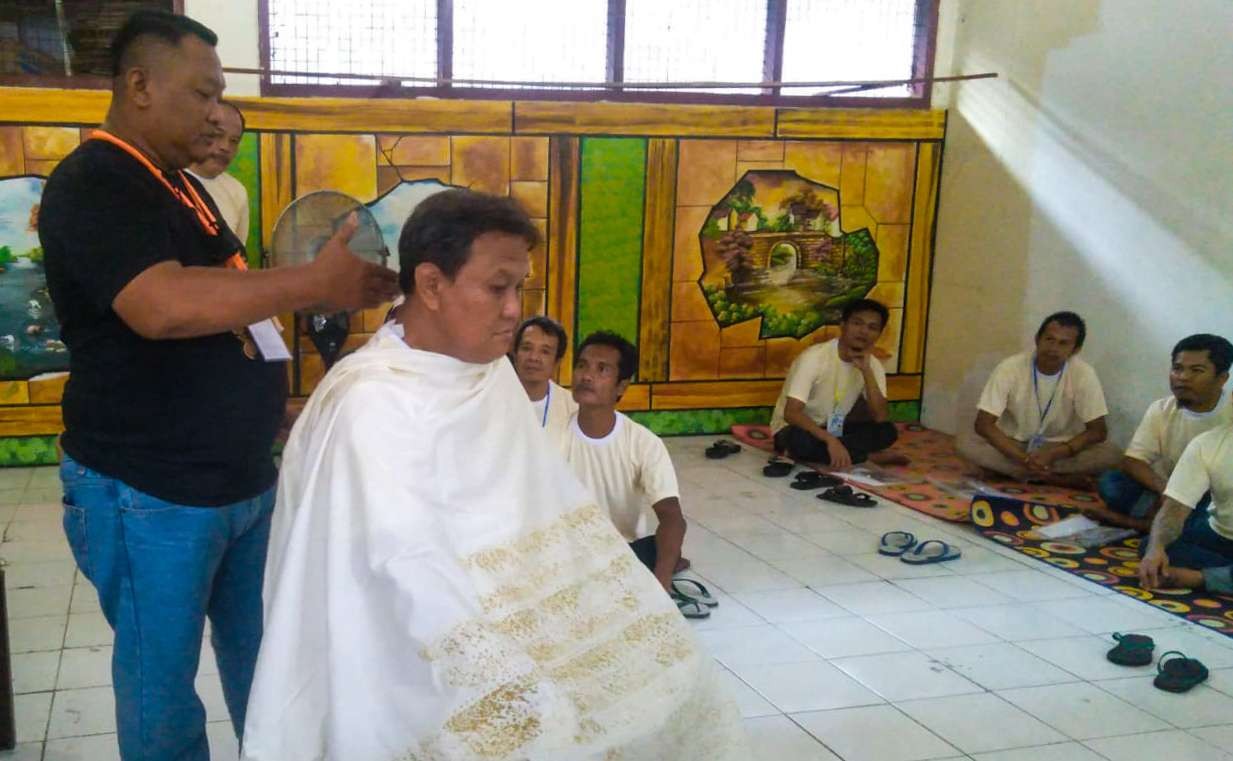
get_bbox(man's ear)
[414,262,445,310]
[614,377,631,401]
[125,67,153,108]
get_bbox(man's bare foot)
[868,450,910,467]
[1043,473,1095,490]
[674,557,691,573]
[1164,567,1204,590]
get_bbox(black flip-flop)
[705,440,742,459]
[818,485,877,507]
[762,458,793,478]
[671,578,718,608]
[790,471,843,491]
[1154,651,1208,693]
[1106,632,1154,667]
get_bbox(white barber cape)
[242,326,744,761]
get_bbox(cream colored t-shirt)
[1125,393,1232,479]
[977,351,1108,442]
[529,379,579,445]
[769,340,887,434]
[188,169,249,243]
[561,412,679,542]
[1164,426,1233,539]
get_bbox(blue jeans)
[60,454,274,761]
[1097,469,1158,516]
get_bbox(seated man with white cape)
[242,189,745,761]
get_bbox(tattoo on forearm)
[1151,504,1187,549]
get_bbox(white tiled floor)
[3,438,1233,759]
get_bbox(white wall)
[184,0,260,96]
[923,0,1233,442]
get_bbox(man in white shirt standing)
[957,311,1120,485]
[1098,334,1231,530]
[187,100,248,242]
[1140,425,1233,593]
[511,315,578,442]
[560,331,686,595]
[770,299,898,469]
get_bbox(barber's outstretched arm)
[651,497,686,592]
[1139,497,1190,589]
[113,214,400,340]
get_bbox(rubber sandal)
[1154,650,1208,693]
[1106,632,1155,667]
[763,458,793,478]
[878,531,917,556]
[672,577,718,607]
[705,440,741,459]
[673,591,711,619]
[900,539,962,565]
[790,471,843,491]
[817,485,878,507]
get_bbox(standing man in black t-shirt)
[37,11,399,761]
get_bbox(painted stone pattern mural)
[0,91,943,462]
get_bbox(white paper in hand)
[248,319,292,362]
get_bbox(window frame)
[0,0,185,89]
[258,0,940,109]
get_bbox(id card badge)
[826,410,846,437]
[1027,433,1045,452]
[247,319,292,362]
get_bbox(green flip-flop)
[1154,650,1208,693]
[1106,632,1154,667]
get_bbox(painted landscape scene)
[699,170,879,339]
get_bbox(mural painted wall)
[0,89,944,463]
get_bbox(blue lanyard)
[1031,357,1064,433]
[540,384,551,428]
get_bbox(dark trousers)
[630,536,657,571]
[774,421,898,465]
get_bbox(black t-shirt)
[40,139,286,506]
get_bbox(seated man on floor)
[1139,425,1233,593]
[242,191,743,760]
[511,315,578,441]
[770,298,899,469]
[1097,334,1232,531]
[957,311,1120,485]
[558,331,701,608]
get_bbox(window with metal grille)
[266,0,437,86]
[451,0,607,90]
[0,0,179,86]
[261,0,937,106]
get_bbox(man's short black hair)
[841,298,889,329]
[514,316,568,361]
[1173,334,1233,375]
[1036,311,1087,349]
[110,10,218,77]
[576,330,638,383]
[397,189,541,293]
[220,100,246,133]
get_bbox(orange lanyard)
[90,129,246,270]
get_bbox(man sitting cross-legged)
[770,298,899,469]
[558,332,694,601]
[1097,334,1232,531]
[510,315,578,442]
[241,191,744,760]
[1140,425,1233,593]
[957,311,1120,486]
